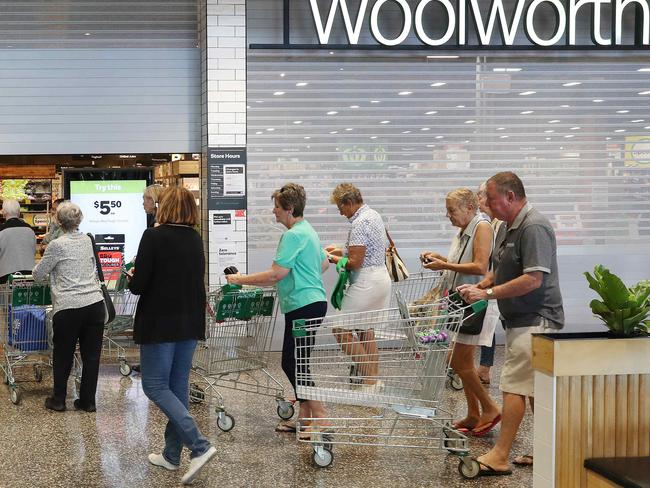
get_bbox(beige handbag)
[385,229,410,282]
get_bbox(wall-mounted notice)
[207,148,248,284]
[207,147,247,210]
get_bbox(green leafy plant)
[584,266,650,337]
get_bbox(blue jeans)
[479,333,496,367]
[140,340,212,465]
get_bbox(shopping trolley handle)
[292,319,308,338]
[221,283,242,293]
[448,291,488,313]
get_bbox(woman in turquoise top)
[226,183,330,435]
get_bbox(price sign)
[70,180,147,279]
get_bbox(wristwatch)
[486,288,494,298]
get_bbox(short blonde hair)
[57,201,84,231]
[272,183,307,217]
[330,183,363,206]
[156,187,199,226]
[446,188,478,210]
[143,184,165,203]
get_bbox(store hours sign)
[251,0,650,49]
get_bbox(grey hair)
[56,201,84,232]
[2,199,20,218]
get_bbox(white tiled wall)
[533,372,557,488]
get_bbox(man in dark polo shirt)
[459,171,564,476]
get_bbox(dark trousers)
[479,332,496,367]
[282,301,327,401]
[52,300,104,404]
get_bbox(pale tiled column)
[199,0,247,286]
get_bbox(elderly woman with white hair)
[0,199,36,283]
[33,201,105,412]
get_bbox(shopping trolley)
[292,291,487,479]
[0,275,52,404]
[190,284,293,432]
[102,271,139,376]
[389,271,462,391]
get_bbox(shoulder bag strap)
[86,233,105,283]
[385,228,395,249]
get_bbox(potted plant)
[584,265,650,337]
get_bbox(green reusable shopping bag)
[330,257,350,311]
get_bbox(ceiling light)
[637,68,650,72]
[426,144,436,147]
[616,110,630,113]
[545,130,555,133]
[435,135,444,139]
[565,135,574,138]
[330,130,338,134]
[293,120,303,124]
[380,120,390,124]
[255,100,264,103]
[560,105,570,108]
[339,68,344,71]
[496,127,506,131]
[266,128,275,131]
[500,135,509,139]
[638,91,650,95]
[349,105,359,108]
[465,120,476,124]
[427,55,459,59]
[304,136,311,139]
[398,91,413,96]
[548,120,560,123]
[425,111,437,115]
[84,32,91,36]
[370,136,378,139]
[546,137,551,140]
[296,82,308,87]
[273,91,285,96]
[255,131,262,135]
[345,128,353,131]
[456,105,465,108]
[519,91,536,96]
[430,82,446,87]
[465,140,470,143]
[421,127,430,131]
[327,111,338,115]
[493,68,522,72]
[645,126,650,129]
[402,130,411,133]
[615,129,626,132]
[592,99,604,102]
[329,51,334,55]
[562,82,581,87]
[371,100,380,103]
[631,119,645,123]
[280,73,285,77]
[246,106,251,109]
[570,127,581,130]
[606,137,612,139]
[520,111,534,114]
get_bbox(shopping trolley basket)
[190,284,294,432]
[0,274,52,404]
[292,291,488,478]
[388,270,444,309]
[102,271,139,376]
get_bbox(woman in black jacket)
[128,187,216,485]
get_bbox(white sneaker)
[181,446,217,485]
[148,453,179,471]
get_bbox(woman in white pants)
[325,183,391,388]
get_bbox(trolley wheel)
[74,377,81,396]
[216,412,235,432]
[449,373,463,391]
[9,386,20,405]
[277,402,294,420]
[190,384,205,404]
[313,448,334,468]
[34,366,43,383]
[119,362,131,376]
[458,458,481,479]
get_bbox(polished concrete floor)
[0,347,534,488]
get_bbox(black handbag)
[448,228,487,336]
[87,233,116,325]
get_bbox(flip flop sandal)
[471,414,502,437]
[513,454,534,466]
[475,459,513,477]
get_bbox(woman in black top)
[128,187,216,485]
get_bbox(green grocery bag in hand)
[331,257,350,311]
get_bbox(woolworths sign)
[251,0,650,49]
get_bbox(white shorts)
[339,265,391,329]
[455,299,500,347]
